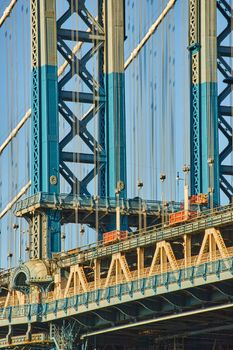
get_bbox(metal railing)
[55,203,233,266]
[1,256,233,322]
[15,192,182,214]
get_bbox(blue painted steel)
[189,1,220,205]
[40,65,60,194]
[57,0,106,198]
[1,257,233,322]
[56,1,127,235]
[31,66,59,194]
[190,82,220,205]
[200,82,220,205]
[190,77,201,196]
[105,72,127,199]
[31,65,61,254]
[189,3,201,198]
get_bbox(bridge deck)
[1,204,233,347]
[0,256,233,326]
[54,203,233,266]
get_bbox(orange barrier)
[103,230,128,245]
[169,210,197,226]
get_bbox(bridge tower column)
[30,0,60,259]
[104,0,127,198]
[27,0,128,257]
[189,0,220,205]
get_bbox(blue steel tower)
[30,0,61,259]
[57,0,127,199]
[189,0,220,205]
[189,0,233,204]
[28,0,127,259]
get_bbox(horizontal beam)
[0,181,31,219]
[57,28,104,43]
[219,106,233,116]
[57,18,94,76]
[61,152,106,164]
[0,0,17,28]
[218,46,233,57]
[61,91,105,103]
[220,165,233,176]
[124,0,177,69]
[80,302,233,339]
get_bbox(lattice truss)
[189,0,201,195]
[217,0,233,200]
[31,0,40,193]
[57,0,106,196]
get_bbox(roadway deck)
[54,203,233,267]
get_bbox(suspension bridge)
[0,0,233,349]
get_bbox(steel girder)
[189,0,201,196]
[2,281,233,349]
[190,0,233,204]
[30,0,61,259]
[189,0,220,205]
[57,0,106,196]
[57,0,127,201]
[217,0,233,201]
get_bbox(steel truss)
[189,0,201,196]
[189,0,220,204]
[217,0,233,201]
[190,0,233,203]
[57,0,106,196]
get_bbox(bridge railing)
[15,192,182,214]
[53,203,233,266]
[1,256,233,322]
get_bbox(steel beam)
[189,0,220,205]
[104,0,127,198]
[57,0,106,197]
[217,0,233,202]
[30,0,60,258]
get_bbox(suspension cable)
[0,0,18,28]
[124,0,177,69]
[0,181,31,220]
[0,0,175,155]
[0,37,87,155]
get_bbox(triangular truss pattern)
[64,264,89,297]
[57,0,106,196]
[196,228,229,265]
[104,253,132,287]
[217,0,233,201]
[149,241,179,276]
